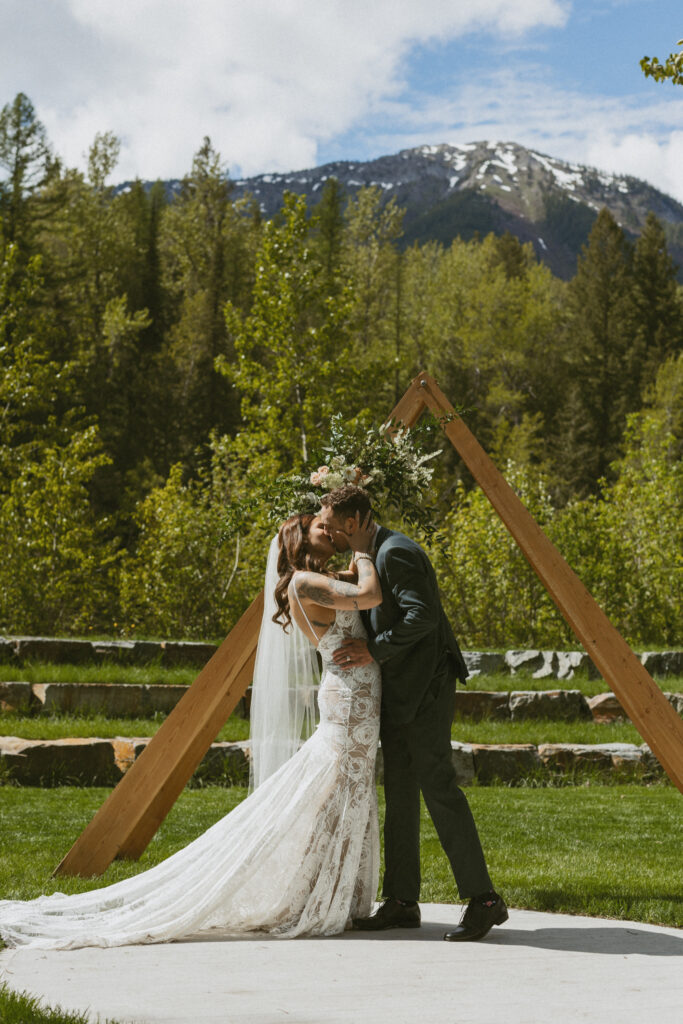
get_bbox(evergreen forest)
[1,94,681,648]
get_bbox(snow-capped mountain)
[229,141,683,278]
[123,142,683,279]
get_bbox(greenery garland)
[264,414,443,534]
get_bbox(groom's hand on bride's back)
[333,637,374,669]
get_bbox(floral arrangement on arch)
[267,414,443,534]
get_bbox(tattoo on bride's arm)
[298,579,360,608]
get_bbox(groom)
[319,484,507,942]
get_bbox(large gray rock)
[191,741,250,786]
[504,650,545,675]
[555,651,600,680]
[12,637,94,664]
[0,737,121,786]
[640,652,683,677]
[32,682,143,716]
[666,692,683,716]
[111,737,143,774]
[160,641,217,667]
[450,742,475,786]
[30,682,189,717]
[0,639,15,662]
[462,652,506,677]
[509,690,591,721]
[36,683,137,716]
[0,681,34,713]
[373,742,474,786]
[140,685,188,716]
[455,691,510,721]
[587,692,628,723]
[534,652,561,679]
[537,743,614,776]
[89,640,162,664]
[471,743,541,784]
[639,744,665,776]
[606,744,648,778]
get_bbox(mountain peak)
[117,141,683,280]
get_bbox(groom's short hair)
[320,485,372,520]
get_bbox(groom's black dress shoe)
[443,892,508,942]
[353,898,421,931]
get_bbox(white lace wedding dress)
[0,611,381,950]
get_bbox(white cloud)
[0,0,568,181]
[353,67,683,202]
[6,0,682,206]
[582,133,683,204]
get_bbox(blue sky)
[2,1,683,200]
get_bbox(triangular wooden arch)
[55,371,683,877]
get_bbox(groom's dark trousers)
[364,527,492,902]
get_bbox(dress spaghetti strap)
[291,574,321,645]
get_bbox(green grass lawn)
[462,671,683,695]
[0,662,197,686]
[0,983,121,1024]
[0,785,680,930]
[2,661,681,694]
[450,718,644,745]
[0,712,251,743]
[1,712,645,747]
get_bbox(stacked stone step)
[1,637,681,677]
[2,680,681,722]
[2,643,680,787]
[0,734,667,788]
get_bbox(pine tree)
[0,93,58,253]
[630,212,683,394]
[160,137,256,466]
[561,209,637,493]
[311,176,346,291]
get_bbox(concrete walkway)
[2,905,682,1024]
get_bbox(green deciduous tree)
[220,190,356,471]
[119,460,246,638]
[342,186,405,410]
[0,426,119,634]
[553,411,682,646]
[428,463,564,647]
[0,238,72,478]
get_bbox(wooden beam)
[411,371,683,794]
[383,376,428,431]
[54,593,263,876]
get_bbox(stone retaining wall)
[0,736,665,788]
[2,680,681,723]
[1,635,681,676]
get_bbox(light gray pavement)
[2,904,682,1024]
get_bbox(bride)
[0,512,382,949]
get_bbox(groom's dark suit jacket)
[362,526,468,725]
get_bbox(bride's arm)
[295,557,381,611]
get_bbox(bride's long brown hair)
[273,514,334,630]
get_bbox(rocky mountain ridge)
[123,141,683,279]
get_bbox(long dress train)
[0,610,380,949]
